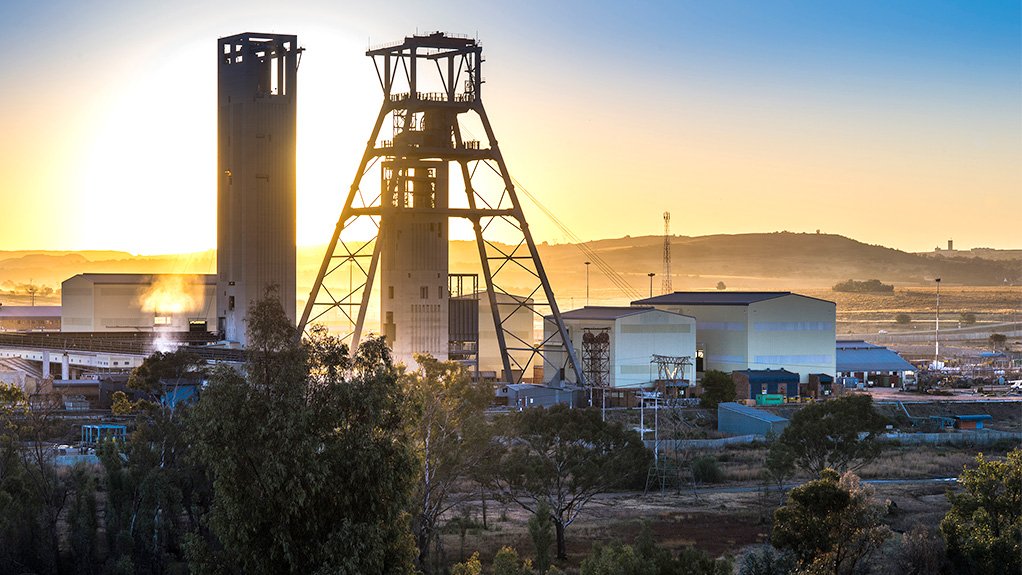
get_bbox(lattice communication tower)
[661,211,672,294]
[300,33,583,385]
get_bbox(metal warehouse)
[717,401,790,437]
[633,292,836,383]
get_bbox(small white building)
[632,292,836,383]
[544,306,696,388]
[61,274,217,333]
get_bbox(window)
[438,286,443,299]
[388,286,394,299]
[420,286,428,299]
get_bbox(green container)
[756,394,785,406]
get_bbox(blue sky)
[1,0,1018,253]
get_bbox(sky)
[1,0,1019,255]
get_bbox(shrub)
[832,279,894,293]
[692,456,723,484]
[895,313,911,324]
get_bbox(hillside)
[1,234,1018,309]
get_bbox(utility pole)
[934,277,941,366]
[647,273,655,298]
[585,261,591,306]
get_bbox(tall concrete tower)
[216,33,299,346]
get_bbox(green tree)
[939,450,1021,575]
[770,395,886,475]
[100,404,209,573]
[771,469,890,574]
[401,354,494,573]
[528,500,554,573]
[492,546,533,575]
[487,404,650,559]
[960,312,977,325]
[187,296,418,574]
[581,543,654,575]
[699,370,735,408]
[691,456,722,484]
[451,552,482,575]
[989,333,1007,350]
[67,464,98,575]
[737,546,794,575]
[716,281,726,291]
[763,442,796,504]
[894,313,911,325]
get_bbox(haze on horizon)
[1,0,1018,255]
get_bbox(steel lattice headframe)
[300,32,584,385]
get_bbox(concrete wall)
[613,311,696,387]
[748,295,836,382]
[648,295,836,383]
[651,304,750,374]
[61,274,217,333]
[544,309,696,388]
[478,293,534,380]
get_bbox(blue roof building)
[836,340,916,388]
[717,402,789,437]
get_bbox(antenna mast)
[661,212,672,294]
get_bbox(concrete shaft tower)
[301,32,583,385]
[217,33,299,346]
[380,160,450,360]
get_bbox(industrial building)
[0,305,61,331]
[217,33,300,346]
[732,368,800,401]
[836,340,916,388]
[543,306,696,390]
[717,402,790,437]
[61,274,217,333]
[633,292,836,383]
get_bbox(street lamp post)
[934,277,941,366]
[647,272,655,298]
[585,261,591,306]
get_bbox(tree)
[960,312,977,325]
[716,281,726,291]
[939,449,1021,575]
[492,546,533,575]
[771,469,890,574]
[770,395,886,475]
[187,295,417,574]
[832,279,894,293]
[528,500,554,573]
[401,354,494,573]
[580,525,732,575]
[895,313,911,325]
[487,404,650,559]
[989,333,1007,351]
[699,370,735,408]
[763,442,796,504]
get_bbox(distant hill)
[0,234,1018,308]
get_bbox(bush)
[451,552,482,575]
[895,313,911,324]
[692,456,723,484]
[737,545,795,575]
[832,279,894,293]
